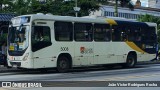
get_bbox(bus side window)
[121,28,127,41]
[55,21,73,41]
[128,27,141,42]
[149,27,156,41]
[74,23,93,41]
[94,24,110,41]
[133,28,142,42]
[112,26,121,41]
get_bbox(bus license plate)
[12,65,17,68]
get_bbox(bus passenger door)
[31,21,53,68]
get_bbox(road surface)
[0,62,160,90]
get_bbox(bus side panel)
[94,42,117,64]
[111,42,127,63]
[54,42,75,66]
[33,46,56,68]
[73,42,94,66]
[94,42,128,65]
[33,42,75,69]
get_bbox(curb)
[137,60,160,65]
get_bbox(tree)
[47,0,99,16]
[120,0,134,10]
[138,14,160,27]
[138,14,160,44]
[59,1,75,16]
[49,0,71,15]
[79,0,99,16]
[12,0,31,15]
[0,0,14,13]
[0,0,100,16]
[96,0,134,10]
[0,0,4,11]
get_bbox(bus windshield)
[8,25,29,56]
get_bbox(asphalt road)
[0,62,160,90]
[1,64,160,81]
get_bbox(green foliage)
[13,0,30,15]
[0,0,99,16]
[96,0,134,10]
[79,0,99,16]
[138,14,160,44]
[0,0,14,13]
[49,0,75,16]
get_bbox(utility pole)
[114,0,118,17]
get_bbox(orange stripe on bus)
[105,18,117,25]
[125,41,147,54]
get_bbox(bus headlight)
[23,53,29,61]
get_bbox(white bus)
[7,13,157,72]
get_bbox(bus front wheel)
[57,56,70,73]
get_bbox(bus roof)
[14,13,157,27]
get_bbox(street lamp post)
[114,0,118,17]
[73,0,80,17]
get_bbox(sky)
[131,0,148,7]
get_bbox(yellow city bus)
[7,13,157,72]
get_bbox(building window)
[105,11,108,16]
[111,12,114,16]
[122,13,125,18]
[118,13,120,17]
[108,12,111,16]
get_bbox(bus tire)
[57,56,70,73]
[125,54,136,68]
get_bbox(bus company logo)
[80,47,93,54]
[80,47,85,54]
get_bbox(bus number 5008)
[61,47,69,51]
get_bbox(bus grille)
[10,62,21,67]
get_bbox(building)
[155,0,160,8]
[135,0,141,7]
[90,5,160,20]
[148,0,157,8]
[132,0,160,8]
[0,13,15,35]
